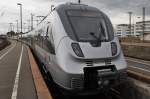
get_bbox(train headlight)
[71,43,84,57]
[111,42,117,56]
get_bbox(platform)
[0,40,52,99]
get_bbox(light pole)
[16,20,19,40]
[128,12,132,36]
[142,7,145,41]
[17,3,22,39]
[78,0,81,3]
[9,23,13,32]
[16,20,19,33]
[31,13,34,30]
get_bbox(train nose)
[77,42,113,59]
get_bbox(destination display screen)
[67,10,101,17]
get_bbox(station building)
[136,21,150,40]
[116,24,135,37]
[116,21,150,41]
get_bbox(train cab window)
[56,5,115,42]
[67,10,114,42]
[46,26,49,38]
[47,25,55,55]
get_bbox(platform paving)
[0,41,37,99]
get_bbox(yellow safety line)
[27,47,53,99]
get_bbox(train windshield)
[67,10,114,42]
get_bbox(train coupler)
[83,65,119,90]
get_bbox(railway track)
[126,57,150,83]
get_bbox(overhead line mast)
[78,0,81,4]
[142,7,145,41]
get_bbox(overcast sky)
[0,0,150,34]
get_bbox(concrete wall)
[144,34,150,41]
[120,37,150,43]
[120,37,141,43]
[121,43,150,61]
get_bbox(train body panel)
[23,3,127,94]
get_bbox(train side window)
[45,26,49,39]
[47,25,55,55]
[37,28,44,47]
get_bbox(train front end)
[53,3,127,95]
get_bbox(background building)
[116,24,135,37]
[115,21,150,40]
[136,21,150,40]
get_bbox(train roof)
[56,3,101,13]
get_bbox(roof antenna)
[78,0,81,4]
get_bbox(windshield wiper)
[99,23,107,41]
[89,32,98,41]
[89,32,101,47]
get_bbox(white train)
[23,3,127,95]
